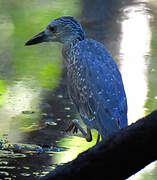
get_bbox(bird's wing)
[67,39,127,130]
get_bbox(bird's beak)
[25,31,47,46]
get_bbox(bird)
[25,16,128,143]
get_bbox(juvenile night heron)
[25,16,128,143]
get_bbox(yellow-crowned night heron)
[25,16,128,143]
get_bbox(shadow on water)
[0,0,157,179]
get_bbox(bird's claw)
[66,122,78,134]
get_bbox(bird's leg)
[66,121,78,134]
[72,119,92,142]
[66,119,92,142]
[86,127,92,142]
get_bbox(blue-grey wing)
[67,39,127,134]
[86,53,128,129]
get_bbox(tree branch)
[42,110,157,180]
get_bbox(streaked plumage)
[25,16,128,141]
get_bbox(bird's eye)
[49,26,56,33]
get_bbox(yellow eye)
[49,26,56,33]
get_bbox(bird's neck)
[64,37,80,47]
[62,38,81,61]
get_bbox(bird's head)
[25,16,85,46]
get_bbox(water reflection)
[0,79,42,142]
[0,0,82,179]
[120,2,151,123]
[120,1,157,180]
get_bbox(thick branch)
[42,110,157,180]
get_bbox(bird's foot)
[66,119,92,142]
[66,120,101,144]
[66,120,78,134]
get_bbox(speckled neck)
[62,38,81,62]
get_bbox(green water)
[0,0,157,179]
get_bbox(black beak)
[25,31,46,46]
